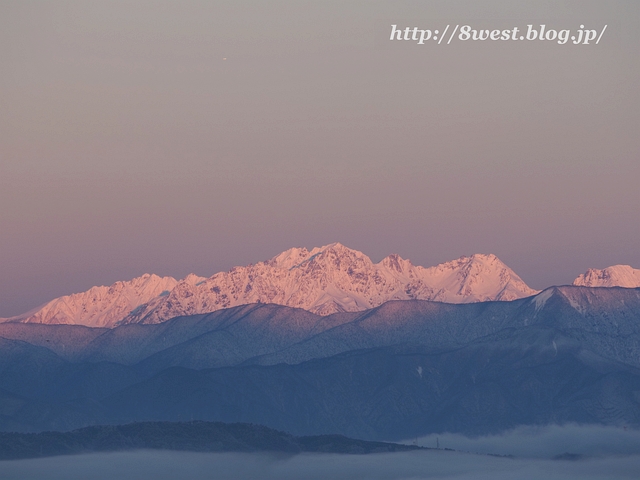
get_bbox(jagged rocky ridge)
[1,286,640,438]
[1,243,538,327]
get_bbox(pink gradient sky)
[1,1,639,316]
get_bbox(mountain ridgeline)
[1,243,539,327]
[0,285,640,439]
[4,243,638,329]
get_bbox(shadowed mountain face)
[0,286,639,439]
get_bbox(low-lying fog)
[411,424,640,458]
[1,425,639,480]
[1,450,639,480]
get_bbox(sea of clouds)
[412,423,640,458]
[1,425,639,480]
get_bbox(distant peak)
[467,253,501,263]
[431,253,504,270]
[269,247,312,269]
[317,242,358,254]
[380,253,412,273]
[182,273,206,285]
[573,265,640,288]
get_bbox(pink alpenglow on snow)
[0,243,539,328]
[1,274,206,328]
[573,265,640,288]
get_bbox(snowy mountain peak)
[268,247,312,269]
[270,243,369,271]
[182,273,207,286]
[2,244,540,328]
[418,253,535,302]
[3,274,180,328]
[380,253,413,274]
[573,265,640,288]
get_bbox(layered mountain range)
[2,243,638,438]
[1,285,640,438]
[1,243,540,327]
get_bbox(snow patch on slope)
[533,288,554,312]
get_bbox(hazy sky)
[1,1,639,316]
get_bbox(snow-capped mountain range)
[3,273,206,328]
[2,243,539,328]
[2,243,637,328]
[572,264,640,288]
